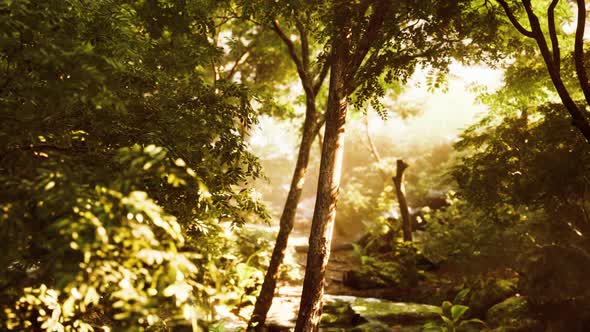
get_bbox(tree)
[246,6,330,329]
[496,0,590,143]
[292,0,488,329]
[393,159,412,242]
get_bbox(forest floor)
[257,218,494,331]
[263,218,399,329]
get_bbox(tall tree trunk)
[294,50,348,332]
[248,15,331,329]
[393,159,411,242]
[248,97,318,330]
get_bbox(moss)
[350,298,441,324]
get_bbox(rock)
[322,295,441,328]
[519,245,590,327]
[343,269,390,290]
[467,278,517,317]
[321,298,367,326]
[486,319,543,332]
[351,298,440,324]
[343,261,403,290]
[486,296,542,332]
[519,245,590,306]
[349,321,392,332]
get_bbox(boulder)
[343,268,391,290]
[321,295,441,329]
[343,261,403,290]
[350,321,422,332]
[351,298,441,325]
[486,296,542,332]
[519,245,590,327]
[467,278,517,317]
[321,298,367,326]
[349,321,391,332]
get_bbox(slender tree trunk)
[248,96,318,330]
[393,159,411,242]
[248,14,332,329]
[294,49,348,332]
[317,130,323,155]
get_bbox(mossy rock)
[343,261,402,290]
[486,296,541,331]
[353,322,423,332]
[351,298,440,324]
[322,296,441,328]
[349,321,392,332]
[321,299,366,326]
[343,269,391,290]
[519,245,590,325]
[467,279,517,317]
[486,319,543,332]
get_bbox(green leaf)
[441,315,453,327]
[422,322,444,332]
[453,288,470,303]
[459,318,487,327]
[451,304,469,322]
[441,300,453,317]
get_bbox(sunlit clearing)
[249,116,300,161]
[368,62,503,145]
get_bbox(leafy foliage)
[0,0,267,329]
[422,294,487,332]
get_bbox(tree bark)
[248,16,331,330]
[248,105,317,330]
[294,50,348,332]
[393,159,411,242]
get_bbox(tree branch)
[271,20,307,85]
[522,0,557,72]
[516,0,590,143]
[574,0,590,105]
[347,0,392,83]
[547,0,561,69]
[496,0,535,38]
[295,16,310,75]
[312,60,330,96]
[311,113,326,137]
[225,49,251,80]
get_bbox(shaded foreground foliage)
[0,0,268,330]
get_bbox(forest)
[1,0,590,331]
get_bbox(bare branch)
[496,0,535,38]
[547,0,561,68]
[574,0,590,105]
